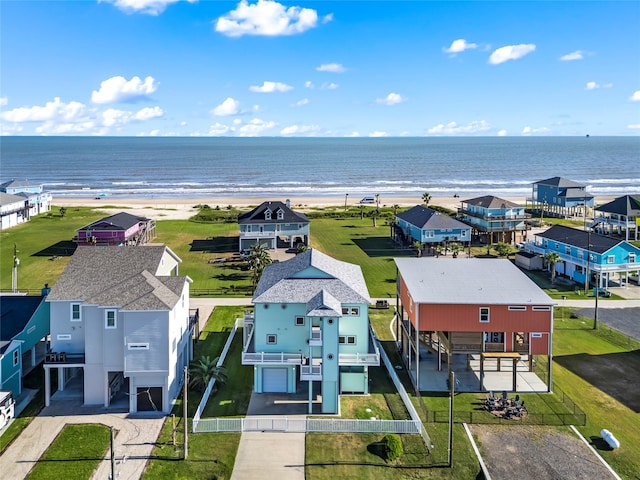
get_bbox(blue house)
[525,225,640,288]
[458,195,529,244]
[0,179,52,217]
[242,249,380,414]
[531,177,594,219]
[0,294,50,397]
[394,205,471,251]
[237,200,310,251]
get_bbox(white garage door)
[262,368,287,392]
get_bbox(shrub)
[382,433,403,462]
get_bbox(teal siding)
[1,344,21,395]
[15,301,50,351]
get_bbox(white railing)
[239,231,276,238]
[338,352,380,365]
[300,364,322,380]
[309,328,322,346]
[192,319,239,432]
[242,351,303,364]
[193,416,421,434]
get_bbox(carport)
[479,352,520,391]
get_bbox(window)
[508,306,527,311]
[425,231,435,238]
[461,230,467,237]
[105,310,117,329]
[128,343,150,350]
[13,350,19,366]
[341,307,360,316]
[555,243,559,249]
[479,307,490,323]
[607,255,615,264]
[57,334,71,340]
[532,306,551,311]
[565,246,571,254]
[265,210,272,220]
[267,334,277,344]
[531,333,543,338]
[295,316,305,326]
[339,335,356,344]
[630,253,636,263]
[277,210,284,220]
[71,303,81,321]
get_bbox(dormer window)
[276,209,284,220]
[265,209,272,220]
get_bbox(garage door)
[137,387,163,412]
[262,368,287,392]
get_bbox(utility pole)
[594,272,599,330]
[110,426,116,480]
[584,230,591,296]
[344,193,348,212]
[448,371,455,467]
[12,243,20,293]
[183,366,188,459]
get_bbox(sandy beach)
[54,194,615,221]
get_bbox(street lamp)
[344,193,349,212]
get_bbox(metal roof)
[533,176,585,188]
[78,212,150,232]
[537,225,623,254]
[394,257,554,305]
[462,195,521,209]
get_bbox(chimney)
[41,283,51,296]
[285,199,291,208]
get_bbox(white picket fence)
[194,416,422,434]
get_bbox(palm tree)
[449,242,462,258]
[59,206,67,217]
[189,355,227,393]
[371,208,379,227]
[422,192,431,207]
[248,243,272,287]
[358,205,365,220]
[412,240,423,257]
[544,251,561,285]
[295,243,308,254]
[392,204,400,215]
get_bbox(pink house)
[75,212,156,246]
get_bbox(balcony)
[458,208,530,222]
[339,332,380,366]
[300,364,322,381]
[44,352,85,365]
[309,327,322,346]
[242,351,303,365]
[239,231,277,239]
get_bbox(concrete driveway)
[0,397,165,480]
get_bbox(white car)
[0,391,15,429]
[359,196,376,204]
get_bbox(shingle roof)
[253,249,370,305]
[78,212,150,232]
[560,187,593,200]
[534,176,585,188]
[306,290,342,316]
[537,225,623,254]
[1,296,45,353]
[47,245,186,310]
[462,195,521,209]
[394,258,554,305]
[238,201,309,225]
[595,195,640,216]
[396,205,470,230]
[0,179,41,190]
[0,192,26,207]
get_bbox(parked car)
[0,391,15,429]
[359,196,376,204]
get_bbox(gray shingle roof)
[78,212,150,232]
[462,195,521,209]
[396,205,470,230]
[595,195,640,216]
[47,245,186,310]
[238,201,309,225]
[560,187,593,200]
[395,257,554,305]
[0,192,26,207]
[306,290,342,316]
[537,225,624,254]
[253,249,370,305]
[0,179,41,190]
[534,176,585,188]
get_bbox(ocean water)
[1,136,639,199]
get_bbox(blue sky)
[1,0,639,137]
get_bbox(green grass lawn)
[26,424,111,480]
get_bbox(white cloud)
[1,97,89,123]
[280,124,320,135]
[345,131,360,137]
[100,0,196,15]
[376,93,406,106]
[215,0,325,37]
[559,50,584,61]
[102,106,163,127]
[212,97,241,116]
[443,39,478,54]
[629,91,640,101]
[316,63,346,73]
[207,122,234,136]
[304,81,315,89]
[249,81,293,93]
[427,120,491,136]
[0,97,7,106]
[0,124,23,135]
[628,124,640,129]
[368,131,388,137]
[91,75,158,104]
[291,98,309,107]
[497,129,508,136]
[521,125,550,135]
[585,81,613,90]
[322,13,333,23]
[238,117,276,136]
[488,44,536,64]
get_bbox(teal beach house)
[530,176,594,219]
[458,195,529,245]
[242,249,380,414]
[394,205,471,250]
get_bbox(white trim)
[508,306,527,311]
[531,333,543,338]
[295,316,305,326]
[479,307,490,323]
[105,309,117,329]
[70,303,81,322]
[266,334,277,345]
[532,306,551,311]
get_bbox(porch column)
[31,347,36,367]
[308,380,313,414]
[512,358,517,392]
[58,368,65,391]
[479,355,484,391]
[44,366,51,407]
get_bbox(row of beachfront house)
[0,180,52,230]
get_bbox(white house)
[0,192,29,230]
[44,245,194,413]
[1,179,52,218]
